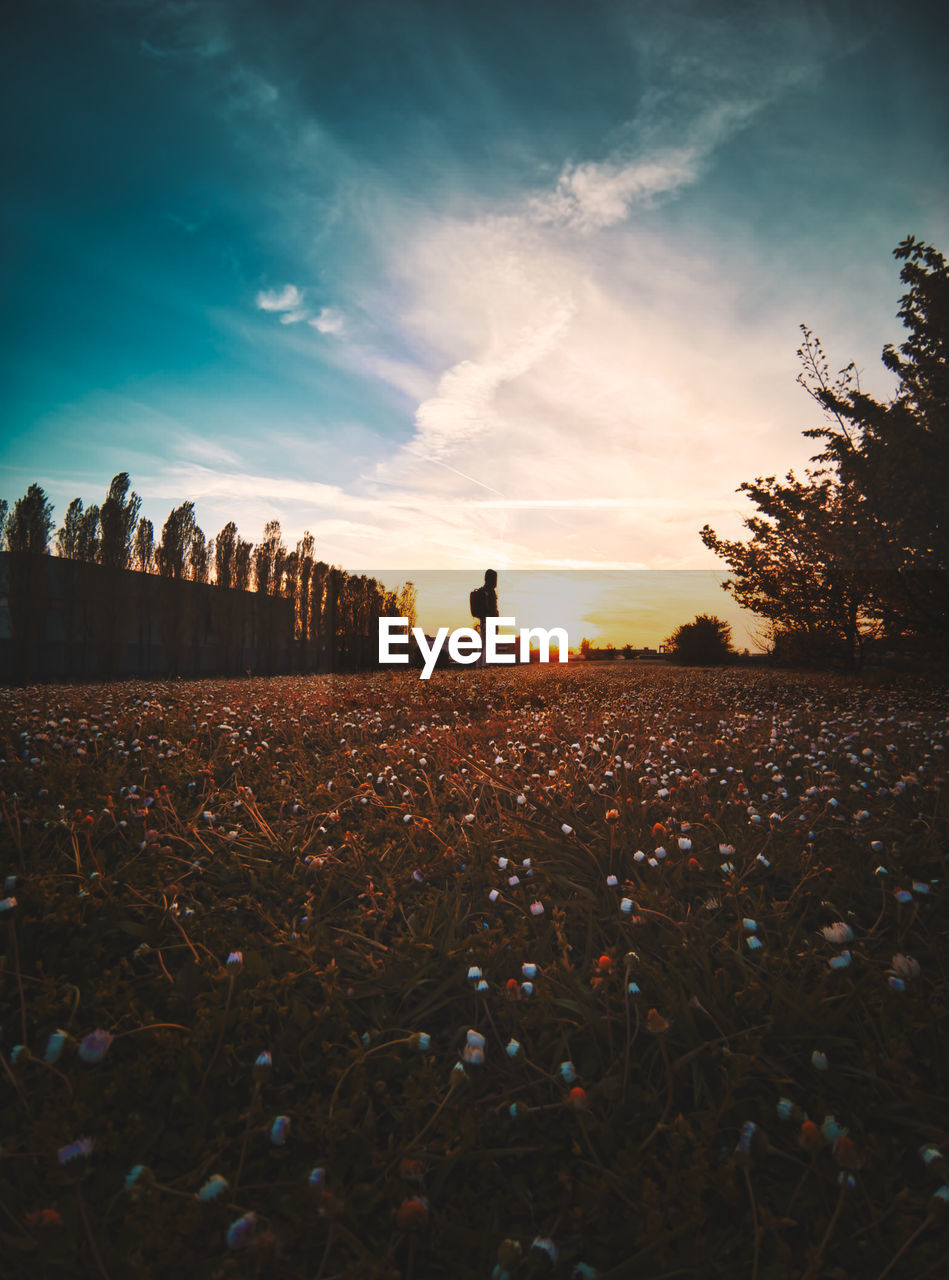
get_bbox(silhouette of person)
[474,569,498,668]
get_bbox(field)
[1,664,947,1280]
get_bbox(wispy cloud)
[529,149,698,232]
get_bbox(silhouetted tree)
[76,505,101,562]
[57,498,85,558]
[6,484,54,553]
[133,518,154,572]
[664,614,733,665]
[703,238,949,664]
[98,472,141,569]
[189,527,210,583]
[156,502,197,579]
[798,238,949,640]
[294,532,315,660]
[215,521,237,589]
[0,499,7,549]
[309,560,329,666]
[701,471,876,668]
[233,538,253,591]
[254,520,285,594]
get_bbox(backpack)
[469,585,486,618]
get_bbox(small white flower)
[891,953,920,979]
[821,922,853,944]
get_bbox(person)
[471,569,498,668]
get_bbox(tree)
[98,473,141,569]
[701,470,877,667]
[703,238,949,664]
[6,484,54,553]
[295,532,315,652]
[664,614,733,665]
[133,518,154,572]
[76,505,101,563]
[57,498,85,558]
[233,538,253,591]
[215,522,238,589]
[0,499,7,549]
[796,239,949,642]
[397,580,418,632]
[189,527,210,583]
[156,503,197,579]
[253,520,285,594]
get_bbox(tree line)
[0,482,416,678]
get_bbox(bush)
[664,613,733,664]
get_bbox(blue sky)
[2,0,948,643]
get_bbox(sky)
[2,0,948,646]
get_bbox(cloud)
[255,290,343,333]
[256,284,304,313]
[309,307,345,335]
[410,286,576,458]
[529,149,698,232]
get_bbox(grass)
[1,663,947,1279]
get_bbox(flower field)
[1,664,947,1279]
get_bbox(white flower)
[821,922,853,944]
[891,953,920,979]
